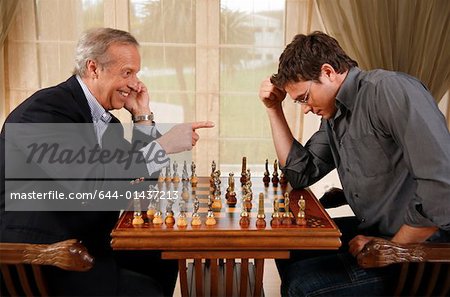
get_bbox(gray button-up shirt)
[283,67,450,237]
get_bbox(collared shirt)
[283,67,450,236]
[76,76,168,175]
[76,76,111,146]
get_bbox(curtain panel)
[316,0,450,102]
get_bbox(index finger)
[192,121,215,130]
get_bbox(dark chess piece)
[272,159,279,187]
[279,171,288,187]
[240,157,247,185]
[263,159,270,187]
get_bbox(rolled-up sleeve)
[282,122,335,189]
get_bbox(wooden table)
[111,177,341,297]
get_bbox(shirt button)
[346,168,350,172]
[361,218,366,222]
[354,193,359,198]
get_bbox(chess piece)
[190,161,198,187]
[165,163,172,183]
[272,159,279,187]
[205,211,216,226]
[270,199,282,227]
[158,169,165,183]
[177,212,188,228]
[282,193,292,225]
[205,199,217,226]
[263,159,270,187]
[296,195,307,226]
[226,172,237,207]
[182,160,189,181]
[243,195,252,212]
[181,182,190,201]
[191,196,202,226]
[132,192,144,226]
[132,212,144,226]
[147,185,157,221]
[212,195,222,212]
[279,171,288,187]
[152,211,163,225]
[256,193,266,228]
[172,161,180,184]
[212,170,221,196]
[165,200,175,227]
[240,157,247,185]
[239,206,250,228]
[210,160,216,187]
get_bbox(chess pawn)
[239,209,250,228]
[205,211,216,226]
[279,172,288,187]
[191,212,202,226]
[172,161,180,184]
[152,211,163,225]
[182,160,189,182]
[272,159,279,187]
[243,195,252,212]
[190,161,198,187]
[181,184,190,201]
[132,212,144,226]
[177,212,188,228]
[165,164,172,183]
[147,206,156,222]
[263,172,270,187]
[212,195,222,212]
[165,211,175,227]
[210,160,216,187]
[263,159,270,187]
[158,170,165,183]
[226,191,237,207]
[190,174,198,188]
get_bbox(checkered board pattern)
[124,176,332,229]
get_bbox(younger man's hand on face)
[259,77,287,109]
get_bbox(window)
[4,0,317,176]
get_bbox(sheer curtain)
[0,0,19,123]
[315,0,450,102]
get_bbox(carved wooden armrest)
[357,238,450,269]
[0,239,94,272]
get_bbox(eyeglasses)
[293,81,312,104]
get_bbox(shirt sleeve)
[282,121,336,188]
[374,75,450,230]
[133,124,169,176]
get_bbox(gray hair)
[73,28,139,77]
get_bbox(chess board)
[111,177,341,251]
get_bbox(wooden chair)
[319,188,450,297]
[0,239,94,296]
[357,238,450,297]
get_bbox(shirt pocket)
[344,135,392,177]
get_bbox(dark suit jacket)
[0,76,158,295]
